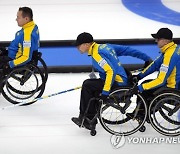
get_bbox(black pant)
[0,55,12,69]
[0,55,12,88]
[79,78,119,119]
[138,80,160,114]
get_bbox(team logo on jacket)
[160,64,168,73]
[98,59,107,68]
[23,41,31,47]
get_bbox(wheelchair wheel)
[32,51,48,83]
[38,57,48,83]
[99,88,147,136]
[149,92,180,136]
[2,64,46,105]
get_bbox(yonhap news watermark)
[127,136,180,144]
[110,134,180,148]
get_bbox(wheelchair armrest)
[153,87,179,95]
[32,51,42,59]
[30,51,42,65]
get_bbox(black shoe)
[71,116,83,127]
[71,116,96,130]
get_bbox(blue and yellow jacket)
[88,42,151,95]
[8,21,40,68]
[138,42,180,92]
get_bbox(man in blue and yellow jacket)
[0,7,39,71]
[0,7,39,92]
[133,28,180,96]
[71,32,152,129]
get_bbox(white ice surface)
[0,73,179,154]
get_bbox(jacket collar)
[160,41,175,53]
[88,42,96,56]
[22,21,35,29]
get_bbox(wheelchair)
[148,87,180,136]
[79,71,148,136]
[79,70,180,137]
[1,51,48,105]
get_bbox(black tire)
[2,64,46,105]
[6,66,39,99]
[5,64,45,95]
[149,92,180,136]
[38,57,48,83]
[99,88,147,136]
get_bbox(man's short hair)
[19,7,33,21]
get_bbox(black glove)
[130,86,139,95]
[3,62,11,74]
[143,59,153,68]
[99,94,109,102]
[0,47,8,56]
[132,75,140,83]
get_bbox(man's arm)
[110,44,152,62]
[138,52,178,92]
[138,55,162,79]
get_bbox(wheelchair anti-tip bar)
[0,86,82,110]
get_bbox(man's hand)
[99,94,109,102]
[130,86,139,95]
[0,47,8,56]
[132,75,140,83]
[144,59,153,68]
[3,62,11,74]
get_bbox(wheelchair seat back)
[32,50,42,59]
[29,51,42,66]
[124,68,133,86]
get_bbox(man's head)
[75,32,94,54]
[151,28,173,48]
[16,7,33,27]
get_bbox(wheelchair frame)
[1,51,48,105]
